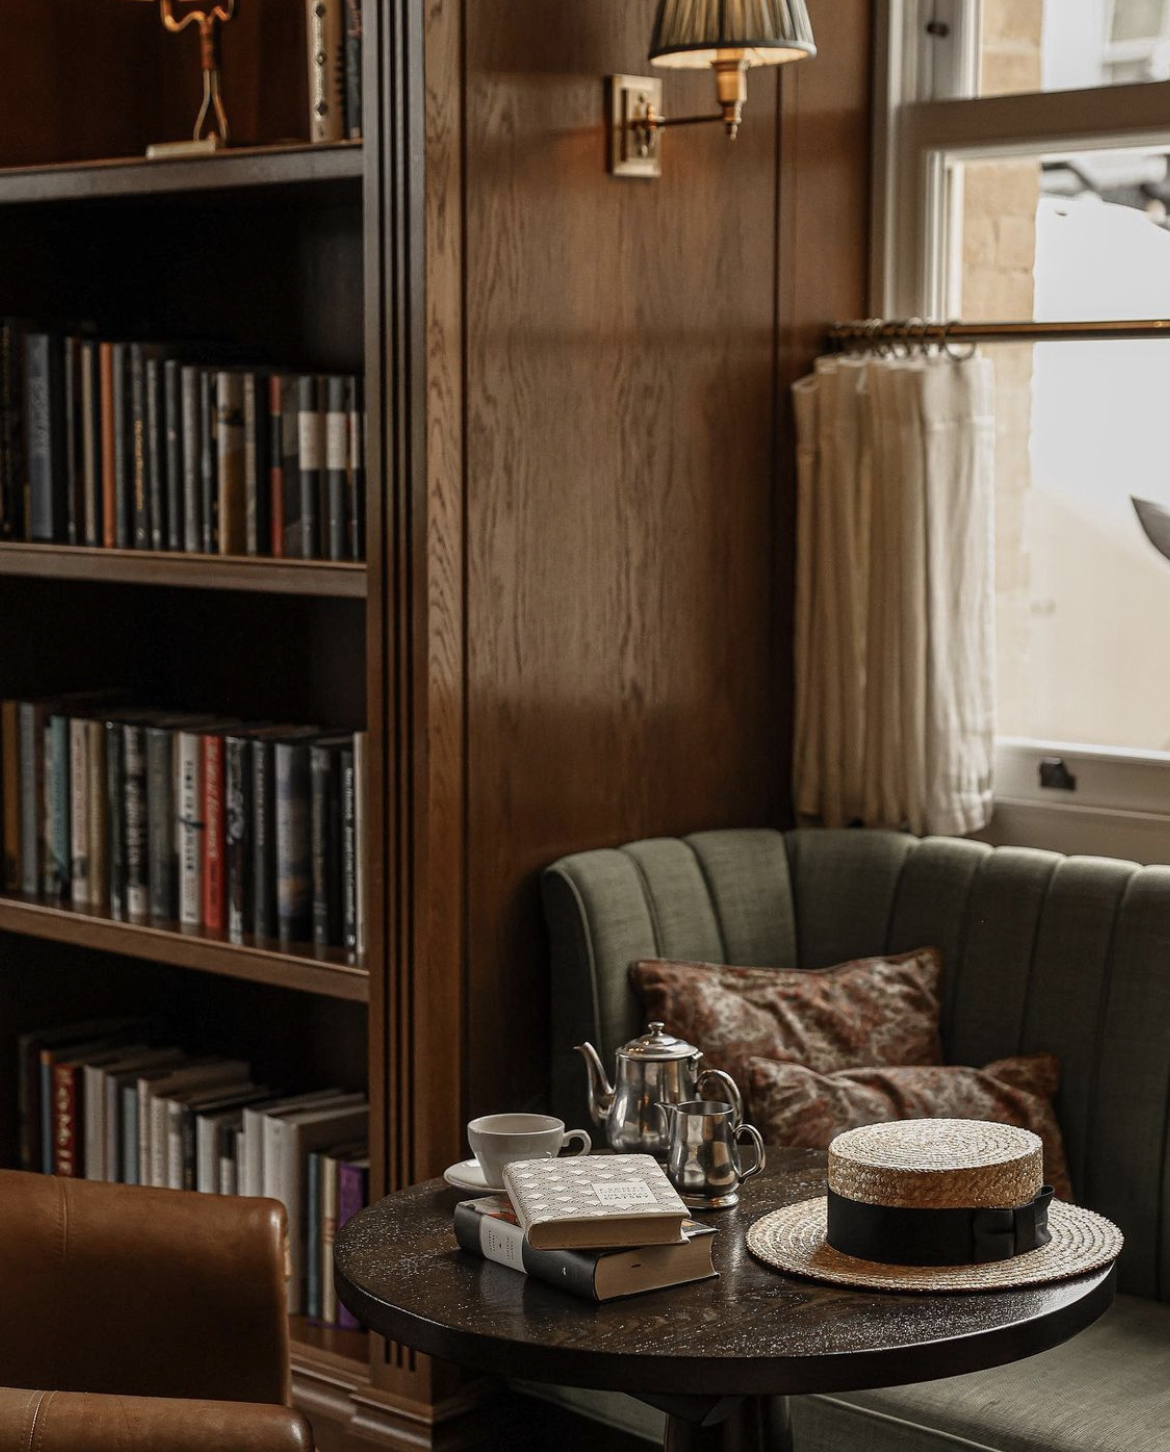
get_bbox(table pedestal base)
[655,1395,793,1452]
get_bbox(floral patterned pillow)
[747,1053,1075,1202]
[629,948,944,1088]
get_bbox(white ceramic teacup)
[467,1112,591,1187]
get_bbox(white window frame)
[874,0,1170,861]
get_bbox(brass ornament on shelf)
[126,0,239,158]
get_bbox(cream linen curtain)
[792,351,996,837]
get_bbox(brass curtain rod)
[829,317,1170,348]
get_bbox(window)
[877,1,1170,860]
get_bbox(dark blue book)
[25,331,68,542]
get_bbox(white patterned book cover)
[502,1154,690,1250]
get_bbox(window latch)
[1039,758,1077,792]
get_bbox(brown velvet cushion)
[747,1053,1075,1202]
[629,947,944,1086]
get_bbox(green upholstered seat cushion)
[792,1293,1170,1452]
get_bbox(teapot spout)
[574,1042,615,1127]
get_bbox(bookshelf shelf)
[0,142,363,207]
[0,895,369,1002]
[0,544,367,598]
[289,1315,369,1371]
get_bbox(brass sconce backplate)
[607,75,663,178]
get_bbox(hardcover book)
[297,374,324,560]
[216,368,247,555]
[502,1154,690,1250]
[454,1197,717,1303]
[307,0,345,144]
[25,331,68,542]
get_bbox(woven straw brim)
[747,1196,1123,1293]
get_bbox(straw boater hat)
[747,1119,1123,1292]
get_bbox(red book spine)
[53,1063,78,1177]
[99,343,116,549]
[203,735,225,932]
[269,375,284,558]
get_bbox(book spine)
[219,1126,239,1196]
[64,336,82,546]
[244,372,270,556]
[164,359,183,551]
[268,375,285,557]
[225,735,251,945]
[297,375,323,560]
[130,342,151,549]
[216,369,246,555]
[452,1204,603,1302]
[177,730,204,928]
[344,0,363,139]
[310,742,341,949]
[181,364,202,552]
[121,1082,139,1185]
[43,714,69,901]
[346,376,365,560]
[25,331,68,542]
[146,350,166,550]
[307,0,345,143]
[354,731,367,961]
[0,320,26,541]
[275,740,312,945]
[325,374,348,562]
[1,699,19,890]
[200,369,217,553]
[335,1161,367,1329]
[202,733,225,933]
[124,723,149,922]
[80,340,102,546]
[19,703,43,896]
[341,745,357,958]
[106,719,127,921]
[99,342,116,548]
[69,717,90,909]
[112,341,131,549]
[53,1063,80,1177]
[252,739,275,940]
[146,726,175,922]
[320,1153,340,1323]
[306,1150,322,1320]
[280,376,301,557]
[86,719,109,912]
[83,1062,105,1181]
[17,1032,40,1171]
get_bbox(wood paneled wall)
[420,0,876,1128]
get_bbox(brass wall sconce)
[608,0,816,178]
[126,0,238,159]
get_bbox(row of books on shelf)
[20,1017,368,1325]
[0,321,366,561]
[0,692,368,957]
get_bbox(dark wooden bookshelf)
[0,895,369,1002]
[0,544,367,598]
[0,142,363,207]
[289,1315,369,1370]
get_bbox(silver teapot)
[575,1022,743,1156]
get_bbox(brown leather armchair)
[0,1171,313,1452]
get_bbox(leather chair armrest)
[0,1172,291,1405]
[0,1389,312,1452]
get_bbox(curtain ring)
[906,317,930,356]
[942,319,977,361]
[894,318,921,359]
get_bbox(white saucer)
[443,1158,505,1194]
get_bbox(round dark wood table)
[335,1149,1116,1451]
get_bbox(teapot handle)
[697,1067,744,1125]
[734,1122,766,1181]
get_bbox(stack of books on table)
[454,1154,717,1303]
[0,319,366,561]
[0,693,368,957]
[18,1016,369,1326]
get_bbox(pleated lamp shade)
[649,0,816,68]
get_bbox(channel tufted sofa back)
[543,827,1170,1301]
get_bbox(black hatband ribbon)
[826,1186,1054,1267]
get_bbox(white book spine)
[150,1094,170,1188]
[196,1117,216,1193]
[69,718,89,909]
[137,1079,153,1187]
[306,0,345,143]
[167,1102,185,1190]
[240,1109,264,1198]
[219,1152,237,1197]
[177,731,203,927]
[105,1077,121,1182]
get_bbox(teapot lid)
[619,1022,699,1061]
